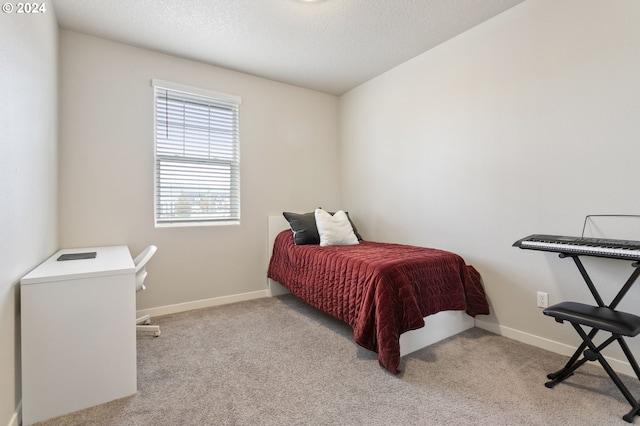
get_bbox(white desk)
[21,245,137,425]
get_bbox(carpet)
[37,295,640,425]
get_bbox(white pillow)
[314,208,359,246]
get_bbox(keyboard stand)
[543,255,640,423]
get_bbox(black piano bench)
[543,301,640,423]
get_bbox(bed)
[267,214,489,374]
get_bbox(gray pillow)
[283,210,363,245]
[283,211,319,245]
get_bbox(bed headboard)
[267,215,291,296]
[268,215,289,257]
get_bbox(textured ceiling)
[52,0,526,95]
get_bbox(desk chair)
[134,245,160,337]
[544,302,640,422]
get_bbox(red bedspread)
[267,230,490,374]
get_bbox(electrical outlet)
[537,291,549,308]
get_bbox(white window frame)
[152,79,241,227]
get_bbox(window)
[152,79,241,226]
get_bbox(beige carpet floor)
[37,295,640,425]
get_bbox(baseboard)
[475,318,635,377]
[136,289,269,318]
[8,401,21,426]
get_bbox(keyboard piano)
[513,234,640,261]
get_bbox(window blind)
[152,80,241,226]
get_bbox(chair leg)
[621,337,640,422]
[547,328,599,382]
[136,314,161,337]
[619,337,640,381]
[545,357,587,388]
[137,324,161,337]
[570,324,640,423]
[136,314,151,325]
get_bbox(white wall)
[340,0,640,370]
[0,3,59,425]
[58,30,341,311]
